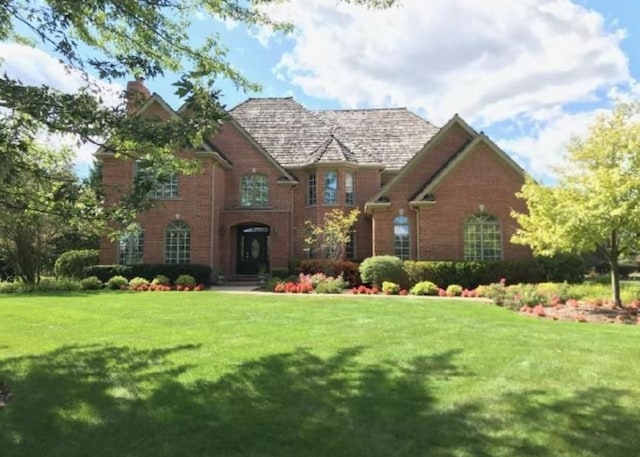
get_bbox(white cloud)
[499,109,605,181]
[0,42,123,168]
[256,0,631,126]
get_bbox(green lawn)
[1,292,639,457]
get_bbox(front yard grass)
[1,291,639,456]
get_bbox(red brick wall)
[417,142,531,260]
[373,123,472,257]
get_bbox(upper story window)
[394,214,410,260]
[345,172,355,205]
[307,173,317,206]
[133,160,178,199]
[324,171,337,204]
[165,220,190,264]
[119,224,144,264]
[241,174,269,207]
[464,213,502,261]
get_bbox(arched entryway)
[236,224,270,275]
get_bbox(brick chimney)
[126,79,151,113]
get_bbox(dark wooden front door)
[237,225,269,275]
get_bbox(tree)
[304,209,360,261]
[0,135,98,283]
[512,103,640,306]
[0,0,395,223]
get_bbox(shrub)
[128,277,149,289]
[83,265,132,283]
[270,267,290,279]
[80,276,103,290]
[409,280,439,296]
[446,284,463,296]
[175,274,196,287]
[536,253,585,283]
[0,280,25,293]
[55,250,99,279]
[297,259,360,286]
[360,256,405,287]
[106,275,129,290]
[83,264,212,285]
[382,281,400,295]
[314,275,348,294]
[30,278,82,292]
[151,274,171,286]
[266,276,282,292]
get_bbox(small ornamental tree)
[304,209,360,261]
[512,103,640,307]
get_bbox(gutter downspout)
[411,205,420,260]
[210,161,216,274]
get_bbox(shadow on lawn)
[0,345,638,457]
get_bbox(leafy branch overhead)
[0,0,396,222]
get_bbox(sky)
[1,0,639,182]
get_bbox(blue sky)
[1,0,638,181]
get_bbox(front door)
[237,225,269,275]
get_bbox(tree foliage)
[304,209,360,261]
[512,103,640,306]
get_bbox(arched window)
[241,174,269,207]
[165,220,191,264]
[464,213,502,261]
[394,215,410,260]
[119,224,144,264]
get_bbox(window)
[165,220,191,264]
[345,172,355,205]
[464,213,502,261]
[394,215,410,260]
[324,171,337,204]
[345,229,356,260]
[133,161,178,199]
[119,224,144,264]
[307,173,317,206]
[241,174,268,207]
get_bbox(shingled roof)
[229,97,440,170]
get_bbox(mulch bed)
[519,301,639,324]
[0,382,12,409]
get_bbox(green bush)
[360,256,405,287]
[402,260,546,289]
[128,277,149,289]
[314,275,348,294]
[0,280,25,293]
[84,265,133,283]
[536,253,585,283]
[270,267,290,280]
[83,264,212,285]
[265,276,282,291]
[382,281,400,295]
[106,275,129,290]
[446,284,463,296]
[80,276,103,290]
[32,278,82,292]
[409,280,439,296]
[55,249,99,279]
[151,274,171,286]
[297,259,360,286]
[175,274,196,287]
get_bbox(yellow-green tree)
[512,103,640,306]
[304,209,360,261]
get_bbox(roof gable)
[366,115,477,206]
[410,134,527,204]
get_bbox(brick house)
[98,80,531,277]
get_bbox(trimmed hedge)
[54,249,99,279]
[402,260,547,289]
[83,264,212,285]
